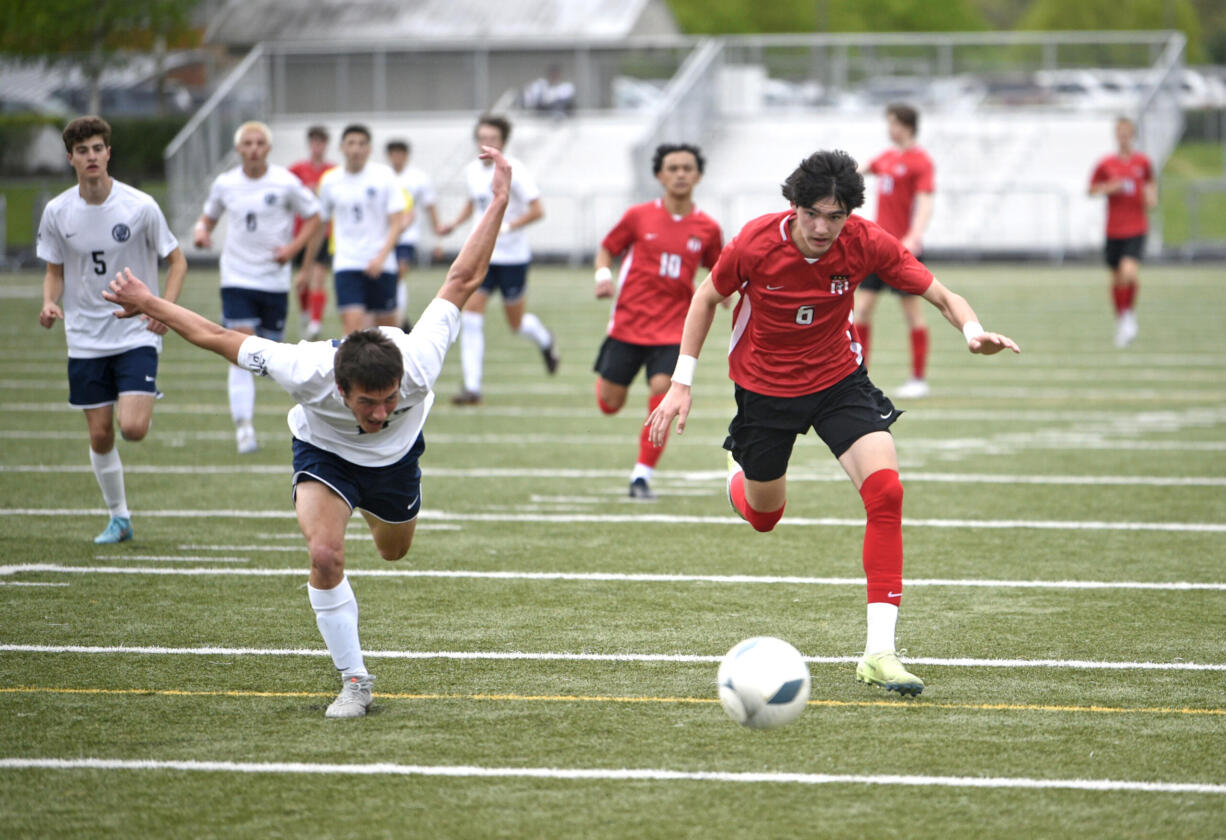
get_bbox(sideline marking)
[1,644,1223,671]
[5,464,1224,488]
[2,509,1223,532]
[0,757,1222,794]
[1,686,1222,717]
[5,564,1226,592]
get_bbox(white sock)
[630,463,653,482]
[397,280,408,315]
[89,447,129,518]
[518,312,552,350]
[308,577,368,678]
[460,311,485,393]
[227,364,255,424]
[864,602,899,656]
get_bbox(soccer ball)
[717,636,811,730]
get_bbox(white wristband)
[962,321,985,344]
[594,266,612,284]
[671,354,698,387]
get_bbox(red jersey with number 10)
[602,199,723,345]
[711,212,933,397]
[1090,152,1153,239]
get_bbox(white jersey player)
[304,124,408,336]
[193,122,322,453]
[437,114,557,405]
[37,116,186,544]
[104,145,513,720]
[386,139,439,330]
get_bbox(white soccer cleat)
[894,378,930,399]
[235,421,258,454]
[304,321,322,341]
[325,674,375,719]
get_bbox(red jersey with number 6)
[711,211,933,397]
[602,199,723,345]
[1089,153,1153,239]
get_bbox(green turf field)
[0,262,1224,838]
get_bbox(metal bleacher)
[166,31,1187,262]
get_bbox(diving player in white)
[193,121,322,453]
[37,115,186,544]
[105,145,512,719]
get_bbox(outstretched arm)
[646,275,726,444]
[103,268,249,364]
[921,277,1020,355]
[434,147,511,310]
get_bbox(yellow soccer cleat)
[856,650,924,697]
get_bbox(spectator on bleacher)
[522,64,576,119]
[853,103,935,400]
[1088,116,1156,348]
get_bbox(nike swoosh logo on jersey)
[766,284,784,290]
[645,233,658,239]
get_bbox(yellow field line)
[1,686,1223,716]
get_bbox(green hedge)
[0,115,187,181]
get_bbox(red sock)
[909,327,929,380]
[860,468,903,606]
[1112,284,1128,315]
[729,469,785,532]
[1123,282,1138,311]
[637,393,666,468]
[308,289,326,322]
[297,284,310,313]
[596,380,619,415]
[856,323,871,367]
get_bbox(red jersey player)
[593,143,723,499]
[1089,116,1156,348]
[289,125,336,339]
[648,150,1018,697]
[854,103,936,399]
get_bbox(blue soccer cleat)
[93,516,133,544]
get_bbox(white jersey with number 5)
[36,180,178,359]
[236,298,460,467]
[317,163,408,274]
[463,155,539,265]
[202,165,320,292]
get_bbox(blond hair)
[233,121,273,147]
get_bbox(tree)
[1018,0,1205,62]
[0,0,199,115]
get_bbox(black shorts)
[593,337,680,387]
[722,366,901,482]
[1105,234,1145,269]
[860,253,924,295]
[291,249,332,269]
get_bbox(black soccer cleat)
[628,477,656,501]
[541,336,560,375]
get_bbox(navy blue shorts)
[67,346,159,409]
[335,270,398,313]
[395,243,418,265]
[479,262,529,302]
[220,287,288,339]
[593,337,680,387]
[291,434,425,523]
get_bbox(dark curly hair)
[334,329,403,395]
[781,150,865,212]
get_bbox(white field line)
[2,464,1224,487]
[6,564,1226,592]
[3,508,1224,532]
[94,555,250,563]
[0,757,1222,795]
[4,428,1225,451]
[0,582,68,587]
[0,644,1222,672]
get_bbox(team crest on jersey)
[895,164,906,175]
[830,275,851,294]
[111,223,131,242]
[264,192,278,205]
[247,350,268,377]
[366,186,376,198]
[686,236,703,252]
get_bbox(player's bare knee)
[378,541,411,562]
[89,429,115,453]
[308,540,345,578]
[119,421,148,442]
